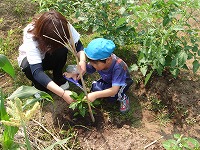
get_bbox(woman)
[17,10,86,104]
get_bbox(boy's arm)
[87,86,120,102]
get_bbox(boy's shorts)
[91,78,133,101]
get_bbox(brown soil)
[0,1,199,150]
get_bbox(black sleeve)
[75,40,84,53]
[30,63,52,87]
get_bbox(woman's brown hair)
[29,10,70,53]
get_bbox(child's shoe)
[119,94,130,113]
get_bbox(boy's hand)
[77,60,86,80]
[85,92,97,103]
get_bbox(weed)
[149,96,165,112]
[154,112,171,126]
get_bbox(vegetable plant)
[129,0,200,84]
[0,54,53,149]
[162,134,200,150]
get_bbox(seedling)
[69,92,100,117]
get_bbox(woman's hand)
[62,90,75,104]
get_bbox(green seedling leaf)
[174,134,181,139]
[0,89,9,120]
[177,51,188,67]
[79,104,86,117]
[129,64,138,71]
[192,60,199,73]
[22,98,41,110]
[144,70,153,85]
[69,102,79,110]
[163,139,176,149]
[69,92,79,100]
[92,100,101,106]
[115,17,126,28]
[172,25,184,31]
[187,137,200,148]
[163,15,170,26]
[192,45,198,52]
[0,54,15,78]
[140,65,148,76]
[170,68,179,77]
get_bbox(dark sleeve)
[30,63,52,87]
[75,40,84,52]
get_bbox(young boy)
[84,38,133,113]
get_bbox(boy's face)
[89,57,112,71]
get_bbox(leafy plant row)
[35,0,200,84]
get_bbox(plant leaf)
[140,66,148,76]
[192,60,199,73]
[187,137,200,148]
[144,71,153,85]
[0,54,15,78]
[69,102,78,110]
[174,134,181,139]
[115,17,126,28]
[177,51,187,67]
[129,64,138,71]
[7,86,53,103]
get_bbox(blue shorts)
[91,78,132,101]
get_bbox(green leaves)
[0,54,15,79]
[7,86,53,101]
[69,92,87,117]
[192,60,199,74]
[0,88,19,150]
[7,85,53,110]
[69,92,100,117]
[162,134,200,150]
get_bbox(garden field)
[0,0,199,149]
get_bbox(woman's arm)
[30,63,74,104]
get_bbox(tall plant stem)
[67,24,95,122]
[43,21,95,122]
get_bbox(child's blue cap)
[84,38,115,60]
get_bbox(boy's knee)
[91,81,102,92]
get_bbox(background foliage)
[34,0,200,84]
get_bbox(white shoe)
[60,81,69,90]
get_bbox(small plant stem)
[67,24,95,122]
[15,98,32,150]
[32,119,67,150]
[22,122,32,150]
[144,136,163,149]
